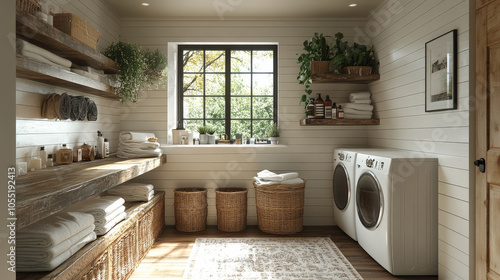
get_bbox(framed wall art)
[425,29,457,112]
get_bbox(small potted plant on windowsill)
[197,125,208,144]
[206,126,216,144]
[266,123,282,145]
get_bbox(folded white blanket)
[349,92,371,101]
[16,38,72,68]
[17,231,96,272]
[119,140,161,150]
[344,113,372,119]
[116,148,163,159]
[95,211,127,236]
[350,99,372,104]
[17,211,95,248]
[22,50,71,71]
[109,182,154,193]
[253,177,304,185]
[94,205,126,227]
[108,189,154,202]
[343,108,373,115]
[69,196,125,220]
[342,103,374,111]
[71,68,100,81]
[257,170,299,181]
[120,131,157,143]
[17,224,95,263]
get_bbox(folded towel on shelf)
[22,50,71,71]
[344,113,372,119]
[17,231,96,272]
[69,196,125,220]
[253,176,304,185]
[343,108,373,115]
[118,140,160,150]
[107,189,154,202]
[94,211,127,236]
[17,224,95,263]
[94,205,126,227]
[106,182,155,202]
[349,99,372,104]
[342,103,374,111]
[86,97,98,121]
[120,131,157,143]
[349,92,371,102]
[71,68,100,81]
[17,211,95,249]
[16,38,72,68]
[116,147,163,159]
[256,170,299,182]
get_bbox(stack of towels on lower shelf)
[17,211,96,272]
[253,170,304,185]
[106,182,155,202]
[117,131,162,158]
[343,92,374,119]
[16,38,72,70]
[69,196,126,236]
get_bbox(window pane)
[205,50,225,72]
[231,97,251,118]
[206,74,225,96]
[183,50,203,72]
[206,97,225,119]
[231,120,251,139]
[184,97,203,118]
[185,120,203,135]
[206,120,225,137]
[231,50,251,72]
[231,74,251,95]
[253,74,273,96]
[253,97,273,119]
[253,50,273,72]
[252,120,272,138]
[183,74,203,96]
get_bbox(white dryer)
[354,150,438,276]
[333,148,389,241]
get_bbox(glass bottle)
[314,93,325,119]
[306,98,315,119]
[332,102,337,119]
[337,105,344,119]
[324,95,332,119]
[56,144,73,165]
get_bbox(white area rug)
[183,237,364,280]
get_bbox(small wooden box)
[53,13,101,49]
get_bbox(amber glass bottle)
[314,93,325,119]
[324,95,333,119]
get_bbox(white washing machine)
[354,150,438,276]
[332,148,391,241]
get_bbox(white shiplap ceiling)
[102,0,385,19]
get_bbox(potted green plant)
[266,123,282,145]
[206,126,216,144]
[331,32,379,76]
[143,48,168,87]
[197,125,208,144]
[296,33,333,106]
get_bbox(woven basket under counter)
[215,187,248,232]
[253,179,305,234]
[174,187,208,232]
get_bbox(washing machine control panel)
[362,157,386,171]
[337,152,353,162]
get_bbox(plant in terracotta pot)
[266,123,282,145]
[297,33,333,106]
[331,32,379,76]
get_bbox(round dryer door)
[333,163,350,211]
[356,171,383,230]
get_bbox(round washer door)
[356,171,383,230]
[333,163,350,211]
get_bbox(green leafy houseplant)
[206,126,216,135]
[331,32,379,74]
[296,33,333,105]
[143,48,168,86]
[197,125,208,135]
[266,123,282,137]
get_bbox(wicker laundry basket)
[215,187,248,232]
[174,187,207,232]
[53,13,101,49]
[253,179,305,234]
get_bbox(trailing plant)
[296,33,333,106]
[331,32,379,73]
[266,123,282,138]
[197,125,208,134]
[143,48,168,86]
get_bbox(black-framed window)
[177,45,277,139]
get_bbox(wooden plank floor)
[129,225,438,280]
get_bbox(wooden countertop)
[16,155,166,230]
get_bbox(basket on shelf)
[253,179,305,234]
[53,13,101,50]
[215,187,248,232]
[174,187,208,232]
[16,0,41,16]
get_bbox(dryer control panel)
[357,154,389,174]
[337,152,353,162]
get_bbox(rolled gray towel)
[70,95,86,121]
[86,98,98,121]
[77,96,88,121]
[58,93,71,120]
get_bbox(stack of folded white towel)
[117,131,162,158]
[16,38,72,71]
[253,170,304,185]
[69,196,127,236]
[106,182,155,202]
[17,211,96,272]
[343,92,374,119]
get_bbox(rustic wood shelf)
[16,10,118,74]
[300,118,380,126]
[15,155,167,230]
[16,55,118,100]
[311,73,380,84]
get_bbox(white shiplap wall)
[366,0,471,279]
[16,0,121,162]
[120,18,372,226]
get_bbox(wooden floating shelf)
[16,55,119,100]
[16,10,118,74]
[15,155,167,230]
[300,118,380,126]
[311,73,380,84]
